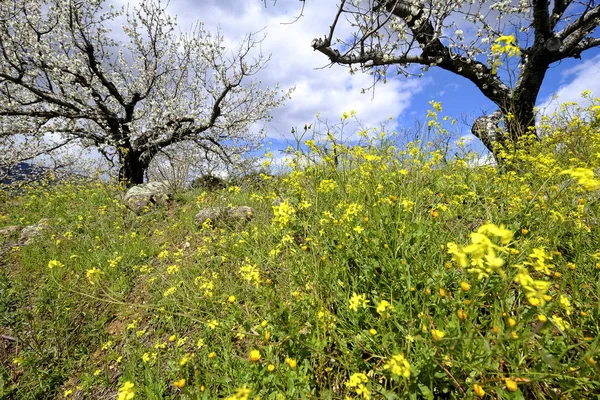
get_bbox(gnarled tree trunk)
[118,148,147,186]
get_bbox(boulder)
[19,218,49,245]
[0,225,22,238]
[191,175,225,191]
[124,181,171,213]
[195,206,254,228]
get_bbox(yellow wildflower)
[552,315,570,331]
[285,358,297,368]
[376,300,392,316]
[505,378,518,392]
[249,350,261,362]
[207,319,219,329]
[561,167,600,190]
[48,260,64,269]
[86,267,103,285]
[431,329,445,341]
[349,293,370,312]
[179,354,189,366]
[117,381,135,400]
[224,386,252,400]
[173,379,186,388]
[345,372,370,399]
[473,384,485,398]
[537,314,548,322]
[383,353,411,378]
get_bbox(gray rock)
[195,206,254,227]
[19,218,49,245]
[124,181,172,213]
[0,225,22,238]
[272,196,285,206]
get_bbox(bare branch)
[308,0,598,162]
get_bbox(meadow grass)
[1,101,599,399]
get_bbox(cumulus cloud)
[537,55,600,114]
[161,0,426,140]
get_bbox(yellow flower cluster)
[383,353,411,378]
[349,292,369,311]
[318,179,337,193]
[224,385,251,400]
[490,34,521,74]
[513,267,551,306]
[86,267,103,285]
[345,372,370,399]
[239,263,261,287]
[272,200,296,228]
[48,259,64,269]
[561,167,600,191]
[447,223,513,279]
[117,381,135,400]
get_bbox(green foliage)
[1,101,600,399]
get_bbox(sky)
[119,0,600,159]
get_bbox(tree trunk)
[471,44,549,165]
[118,148,146,186]
[471,110,506,164]
[472,99,539,166]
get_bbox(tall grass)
[1,99,599,399]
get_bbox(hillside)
[1,104,600,399]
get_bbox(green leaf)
[418,383,434,400]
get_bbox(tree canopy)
[0,0,291,185]
[310,0,600,161]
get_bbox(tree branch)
[550,0,573,30]
[557,3,600,41]
[556,4,600,59]
[0,72,83,114]
[568,36,600,56]
[69,4,126,107]
[532,0,552,42]
[312,0,512,105]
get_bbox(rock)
[19,218,49,245]
[0,225,22,238]
[0,225,22,254]
[191,175,225,191]
[124,181,172,213]
[195,206,254,227]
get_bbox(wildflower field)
[1,101,600,399]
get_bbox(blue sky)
[116,0,600,161]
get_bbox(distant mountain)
[1,162,51,185]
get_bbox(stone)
[0,225,22,238]
[195,206,254,227]
[124,181,171,213]
[19,218,49,245]
[191,175,225,191]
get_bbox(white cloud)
[537,55,600,115]
[161,0,427,140]
[458,134,474,144]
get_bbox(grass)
[1,101,599,399]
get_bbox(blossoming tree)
[310,0,600,162]
[0,0,290,185]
